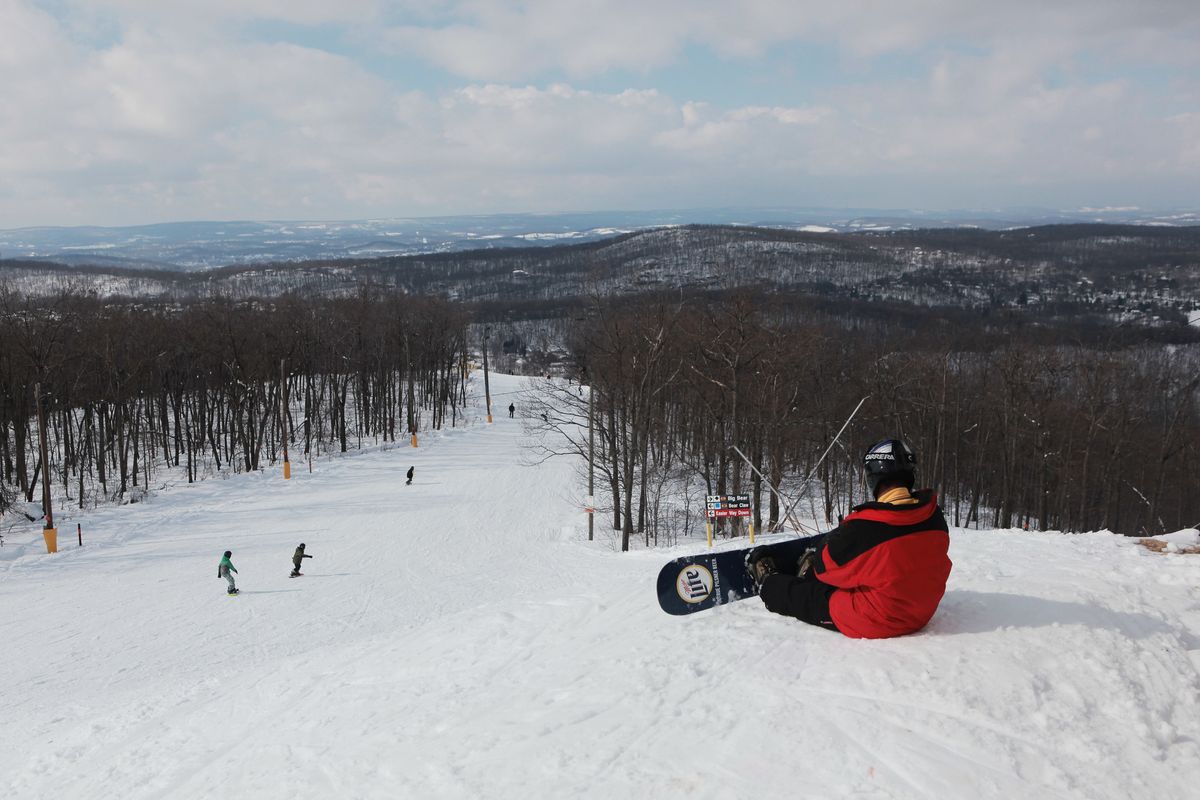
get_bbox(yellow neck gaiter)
[876,486,919,506]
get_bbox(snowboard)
[656,537,818,616]
[289,572,303,578]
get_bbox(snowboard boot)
[745,547,779,592]
[796,547,819,580]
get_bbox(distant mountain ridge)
[2,207,1198,270]
[3,223,1198,336]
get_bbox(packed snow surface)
[2,374,1199,799]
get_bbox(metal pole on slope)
[729,444,812,535]
[728,395,869,536]
[776,395,870,531]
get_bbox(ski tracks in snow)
[3,374,1200,799]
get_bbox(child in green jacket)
[218,551,238,594]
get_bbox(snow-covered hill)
[4,209,1197,269]
[2,373,1198,799]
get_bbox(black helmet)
[863,438,917,497]
[223,550,232,557]
[299,543,305,549]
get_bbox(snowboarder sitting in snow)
[406,466,414,485]
[290,543,312,577]
[218,550,239,595]
[746,438,952,639]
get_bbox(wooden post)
[35,383,57,554]
[404,333,417,444]
[587,380,595,542]
[280,359,291,479]
[482,326,493,424]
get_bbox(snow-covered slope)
[2,373,1198,799]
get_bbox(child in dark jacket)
[291,543,312,577]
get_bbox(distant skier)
[218,550,239,595]
[290,543,312,577]
[508,402,515,418]
[406,465,414,485]
[746,438,952,638]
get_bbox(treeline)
[531,294,1200,548]
[0,289,468,514]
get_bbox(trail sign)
[705,494,752,518]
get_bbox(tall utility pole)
[280,359,291,479]
[35,383,57,553]
[482,325,493,424]
[587,379,595,541]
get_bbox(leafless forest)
[2,223,1198,544]
[0,290,468,518]
[526,291,1199,547]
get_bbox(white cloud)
[0,0,1198,225]
[1167,112,1200,169]
[74,0,386,26]
[379,0,1200,79]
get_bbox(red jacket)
[814,490,952,639]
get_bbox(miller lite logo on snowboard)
[675,564,714,603]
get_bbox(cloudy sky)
[2,0,1198,227]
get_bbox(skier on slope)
[406,466,414,485]
[218,550,239,595]
[746,438,952,638]
[290,543,312,577]
[508,402,515,418]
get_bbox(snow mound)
[1152,528,1200,547]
